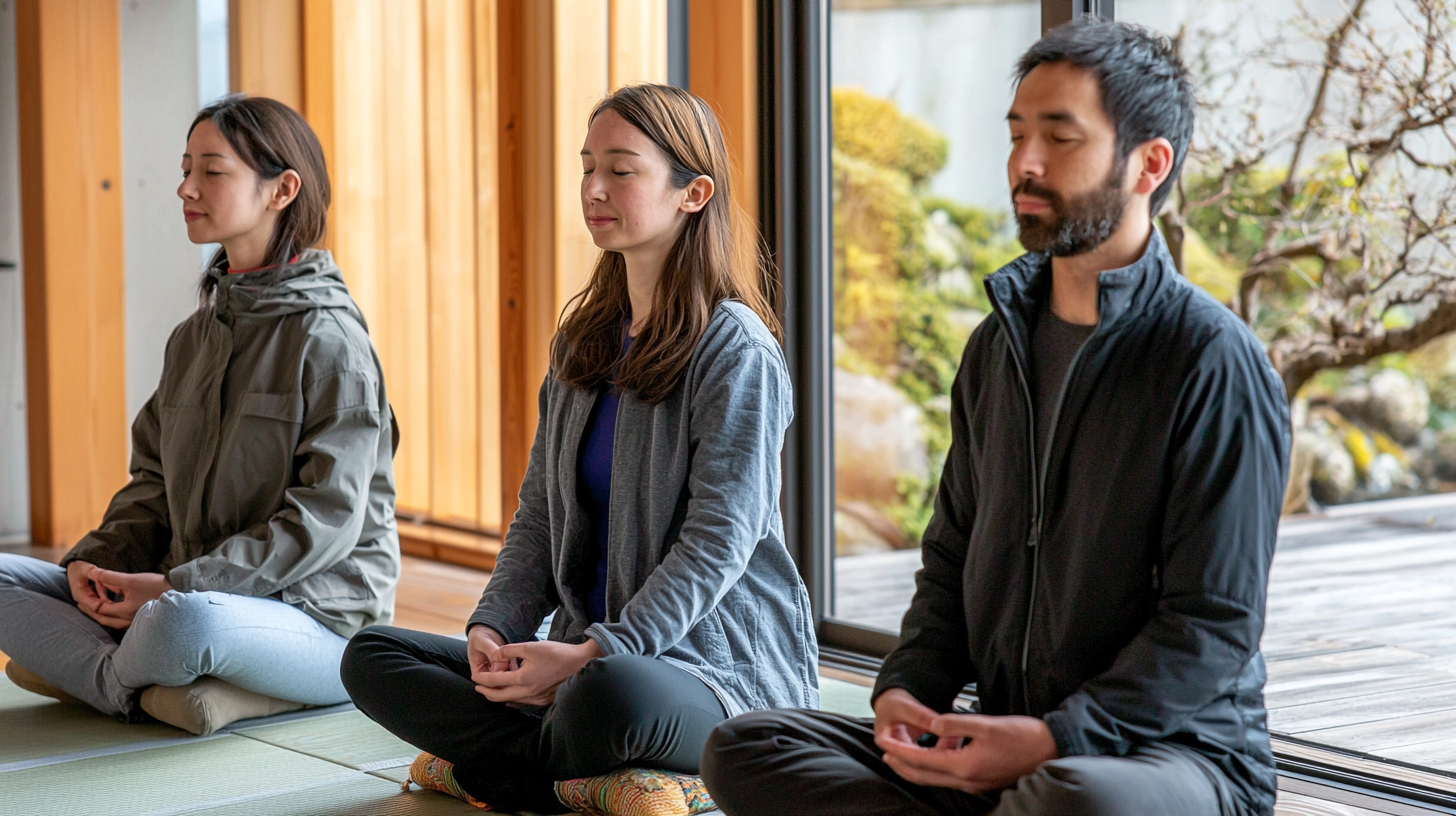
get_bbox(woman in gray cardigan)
[0,96,399,735]
[342,84,818,815]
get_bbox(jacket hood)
[207,248,364,325]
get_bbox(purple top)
[577,334,633,624]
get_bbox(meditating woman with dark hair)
[0,95,400,736]
[341,82,818,816]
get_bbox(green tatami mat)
[184,775,495,816]
[0,681,198,769]
[239,709,417,771]
[0,735,361,816]
[819,675,874,718]
[0,677,353,771]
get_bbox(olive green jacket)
[62,250,400,638]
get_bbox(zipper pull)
[1027,526,1039,548]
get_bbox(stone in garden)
[1332,369,1430,445]
[834,507,895,556]
[834,367,930,509]
[1304,427,1357,505]
[1434,429,1456,481]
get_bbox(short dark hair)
[189,95,331,296]
[1016,19,1194,217]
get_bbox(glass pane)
[1122,0,1456,771]
[829,0,1040,631]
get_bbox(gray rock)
[1305,427,1357,505]
[1333,369,1431,445]
[1435,429,1456,481]
[834,508,895,556]
[1365,452,1418,498]
[834,368,930,508]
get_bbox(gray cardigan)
[469,302,819,716]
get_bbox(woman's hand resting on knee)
[65,562,170,629]
[468,626,604,707]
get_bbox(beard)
[1013,164,1130,257]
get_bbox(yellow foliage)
[1343,426,1375,475]
[1178,226,1243,304]
[832,88,948,185]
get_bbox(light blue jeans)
[0,553,350,720]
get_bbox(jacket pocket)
[240,392,305,423]
[281,559,373,605]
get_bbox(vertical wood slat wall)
[15,0,129,547]
[16,0,750,558]
[229,0,682,562]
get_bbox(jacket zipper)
[1008,320,1094,715]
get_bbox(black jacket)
[874,230,1289,814]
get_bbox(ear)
[680,175,715,214]
[268,169,303,212]
[1131,138,1176,197]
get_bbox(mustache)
[1013,178,1064,211]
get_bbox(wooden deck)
[834,492,1456,775]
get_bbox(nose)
[1008,138,1046,184]
[581,169,607,203]
[177,174,199,201]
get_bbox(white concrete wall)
[120,0,227,428]
[830,0,1362,213]
[0,0,28,543]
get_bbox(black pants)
[701,709,1246,816]
[340,626,727,814]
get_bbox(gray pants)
[0,553,350,720]
[702,709,1249,816]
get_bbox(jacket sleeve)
[166,369,385,597]
[583,337,791,658]
[1042,336,1289,758]
[60,392,174,574]
[467,375,561,642]
[873,341,980,711]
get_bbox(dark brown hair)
[552,83,781,403]
[189,94,330,294]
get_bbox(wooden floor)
[835,492,1456,780]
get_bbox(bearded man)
[701,19,1290,816]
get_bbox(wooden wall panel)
[609,0,667,89]
[474,0,504,530]
[688,0,757,223]
[229,0,303,110]
[496,0,532,527]
[16,0,129,547]
[241,0,677,546]
[424,0,480,524]
[553,0,609,327]
[375,0,433,515]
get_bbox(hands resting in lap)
[873,688,1059,794]
[65,560,172,630]
[467,625,604,707]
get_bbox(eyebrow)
[1005,111,1080,124]
[182,153,229,159]
[579,148,643,156]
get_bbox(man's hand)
[877,711,1059,794]
[87,568,172,630]
[873,688,940,751]
[473,639,605,707]
[467,625,515,679]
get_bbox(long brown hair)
[552,83,781,404]
[189,94,330,295]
